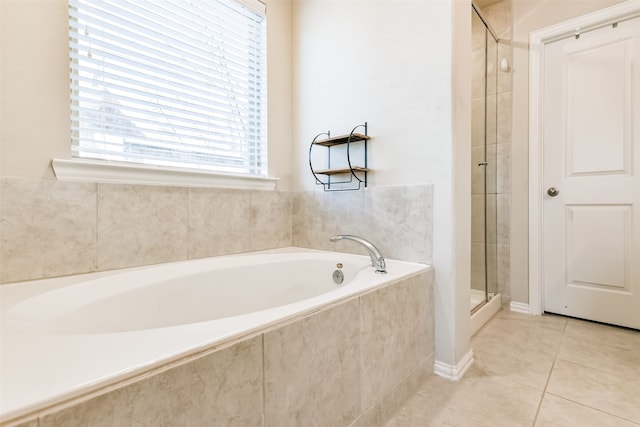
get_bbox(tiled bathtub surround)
[0,177,291,284]
[1,179,431,284]
[5,270,434,427]
[292,185,433,265]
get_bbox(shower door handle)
[547,187,559,197]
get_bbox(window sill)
[51,158,278,191]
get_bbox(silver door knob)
[547,187,559,197]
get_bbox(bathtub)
[0,247,431,425]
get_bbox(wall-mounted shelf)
[309,123,370,191]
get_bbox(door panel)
[567,38,632,175]
[543,17,640,329]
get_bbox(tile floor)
[385,309,640,426]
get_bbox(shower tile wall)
[471,1,512,301]
[487,0,512,302]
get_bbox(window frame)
[58,0,274,190]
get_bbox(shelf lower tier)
[314,167,369,176]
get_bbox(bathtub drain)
[332,269,344,285]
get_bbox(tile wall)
[5,270,434,427]
[470,0,512,301]
[0,178,432,284]
[489,0,513,301]
[0,178,291,284]
[292,185,433,265]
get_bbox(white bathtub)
[0,247,428,423]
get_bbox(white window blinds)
[69,0,267,176]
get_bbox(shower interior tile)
[497,91,512,144]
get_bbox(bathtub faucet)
[329,235,387,274]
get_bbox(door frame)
[528,0,640,315]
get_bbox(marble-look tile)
[263,297,361,427]
[470,242,486,292]
[486,241,498,292]
[351,356,433,427]
[497,142,511,194]
[497,243,511,298]
[536,393,639,427]
[360,271,433,410]
[546,359,640,424]
[471,194,484,244]
[0,178,97,283]
[471,193,497,244]
[486,46,498,98]
[472,145,496,195]
[486,93,497,145]
[497,193,510,244]
[97,184,188,270]
[250,190,291,251]
[316,189,367,251]
[291,191,316,248]
[497,91,512,144]
[471,48,486,99]
[290,185,433,265]
[385,365,542,427]
[471,97,486,147]
[1,417,39,427]
[362,185,432,264]
[188,187,251,258]
[40,336,264,427]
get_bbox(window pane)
[69,0,267,176]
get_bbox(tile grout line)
[530,318,569,427]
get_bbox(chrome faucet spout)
[329,235,387,274]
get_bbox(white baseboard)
[433,349,474,382]
[510,301,531,314]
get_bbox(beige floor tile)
[557,334,640,380]
[546,359,640,424]
[535,394,639,427]
[562,318,640,351]
[470,312,565,390]
[386,312,640,427]
[385,366,542,427]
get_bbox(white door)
[543,17,640,329]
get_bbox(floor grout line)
[530,318,569,427]
[543,392,640,426]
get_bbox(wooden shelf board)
[313,133,371,147]
[315,167,369,176]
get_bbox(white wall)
[292,0,472,368]
[0,0,294,189]
[510,0,626,303]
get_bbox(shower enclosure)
[470,3,498,314]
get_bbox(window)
[68,0,267,177]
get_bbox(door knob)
[547,187,559,197]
